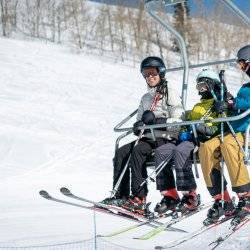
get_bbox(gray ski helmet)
[140,56,166,78]
[237,45,250,62]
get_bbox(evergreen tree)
[171,1,191,53]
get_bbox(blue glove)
[179,131,192,142]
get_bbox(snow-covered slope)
[0,37,248,250]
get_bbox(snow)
[0,37,249,250]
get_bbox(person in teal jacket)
[208,45,250,222]
[230,82,250,132]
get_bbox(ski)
[133,202,212,240]
[59,187,149,221]
[155,215,234,249]
[39,190,140,222]
[59,187,187,235]
[98,220,151,238]
[39,189,185,236]
[209,215,250,250]
[98,212,188,238]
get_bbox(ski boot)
[231,193,250,226]
[101,196,127,207]
[203,199,235,226]
[122,196,148,216]
[154,195,180,216]
[177,191,201,214]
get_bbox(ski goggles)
[196,77,215,92]
[142,71,159,78]
[196,81,209,93]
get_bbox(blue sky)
[88,0,250,14]
[234,0,250,13]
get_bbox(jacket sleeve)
[235,86,250,110]
[167,86,185,120]
[136,97,144,121]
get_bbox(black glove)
[196,124,213,136]
[212,101,228,113]
[133,120,144,136]
[141,110,156,125]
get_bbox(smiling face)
[237,60,250,77]
[142,67,161,87]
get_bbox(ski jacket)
[136,83,184,140]
[188,98,221,141]
[230,82,250,132]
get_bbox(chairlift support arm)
[144,0,189,110]
[220,0,250,27]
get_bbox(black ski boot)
[231,195,250,226]
[177,192,201,214]
[101,196,127,207]
[203,199,235,226]
[154,196,180,215]
[122,196,148,216]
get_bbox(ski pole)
[191,107,213,179]
[140,152,173,187]
[219,70,225,207]
[191,124,200,178]
[207,74,245,155]
[111,93,161,198]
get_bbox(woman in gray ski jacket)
[102,56,184,215]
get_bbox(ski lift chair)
[114,109,250,188]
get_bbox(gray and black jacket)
[136,83,184,140]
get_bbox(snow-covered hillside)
[0,37,249,250]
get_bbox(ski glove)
[142,110,156,125]
[212,101,229,113]
[196,124,213,136]
[179,131,192,142]
[133,120,144,136]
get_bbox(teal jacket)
[231,82,250,132]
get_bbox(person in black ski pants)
[102,56,184,215]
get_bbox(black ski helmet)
[237,45,250,62]
[140,56,166,78]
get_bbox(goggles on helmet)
[196,77,215,93]
[142,71,159,78]
[196,81,209,93]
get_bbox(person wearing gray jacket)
[102,56,184,215]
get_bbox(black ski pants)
[113,137,166,198]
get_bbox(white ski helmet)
[196,69,220,84]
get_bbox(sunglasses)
[142,72,159,78]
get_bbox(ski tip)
[60,187,71,195]
[39,190,51,199]
[155,246,164,250]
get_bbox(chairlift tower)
[144,0,250,110]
